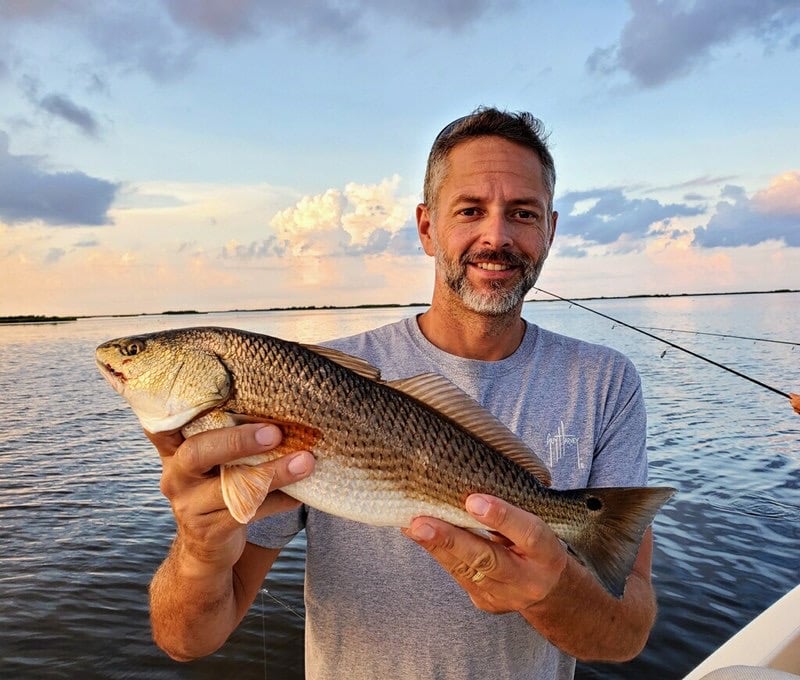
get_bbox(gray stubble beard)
[435,246,548,317]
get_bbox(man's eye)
[460,208,479,217]
[514,210,538,220]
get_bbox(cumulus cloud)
[693,172,800,247]
[268,176,419,258]
[588,1,800,87]
[556,187,704,248]
[0,131,118,225]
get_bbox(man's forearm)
[149,537,241,661]
[520,546,656,661]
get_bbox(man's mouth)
[475,262,513,272]
[463,249,526,271]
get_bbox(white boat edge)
[683,583,800,679]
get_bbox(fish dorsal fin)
[388,373,552,487]
[301,344,382,381]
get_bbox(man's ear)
[548,210,558,248]
[416,203,436,257]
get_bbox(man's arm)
[146,424,314,661]
[404,494,657,662]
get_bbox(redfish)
[96,326,674,597]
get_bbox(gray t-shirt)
[248,316,648,680]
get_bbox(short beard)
[436,248,546,316]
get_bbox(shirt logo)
[546,420,582,470]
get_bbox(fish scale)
[96,325,675,598]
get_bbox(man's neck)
[417,302,526,361]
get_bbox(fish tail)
[566,486,675,598]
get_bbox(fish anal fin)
[388,373,552,486]
[220,464,276,524]
[301,344,381,381]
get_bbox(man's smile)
[475,262,513,272]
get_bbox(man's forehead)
[440,139,548,196]
[446,137,544,176]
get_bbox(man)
[147,107,660,679]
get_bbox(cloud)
[163,0,509,43]
[643,174,738,194]
[588,1,800,87]
[0,131,119,225]
[163,0,362,44]
[268,176,418,258]
[44,247,65,263]
[20,76,101,136]
[38,93,100,137]
[363,0,512,31]
[75,238,99,248]
[556,187,704,247]
[693,172,800,247]
[1,1,510,83]
[221,236,288,260]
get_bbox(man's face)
[418,136,557,316]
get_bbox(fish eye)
[121,339,146,356]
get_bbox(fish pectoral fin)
[388,373,553,486]
[220,463,276,524]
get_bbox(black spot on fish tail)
[585,496,602,512]
[567,486,676,598]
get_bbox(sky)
[1,0,799,317]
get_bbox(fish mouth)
[96,359,126,393]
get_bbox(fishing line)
[532,287,791,399]
[260,587,305,621]
[639,326,799,347]
[261,589,268,680]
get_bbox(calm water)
[1,294,798,679]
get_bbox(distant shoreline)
[1,288,797,325]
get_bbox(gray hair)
[423,107,556,212]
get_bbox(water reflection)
[1,293,798,679]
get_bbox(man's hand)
[147,423,314,659]
[147,424,315,576]
[402,494,568,613]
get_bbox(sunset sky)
[1,1,798,317]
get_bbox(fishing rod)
[532,287,791,399]
[639,326,799,347]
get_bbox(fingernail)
[410,522,436,541]
[255,426,277,447]
[467,495,490,517]
[287,452,311,476]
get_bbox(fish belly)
[280,458,483,529]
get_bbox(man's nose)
[480,212,513,249]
